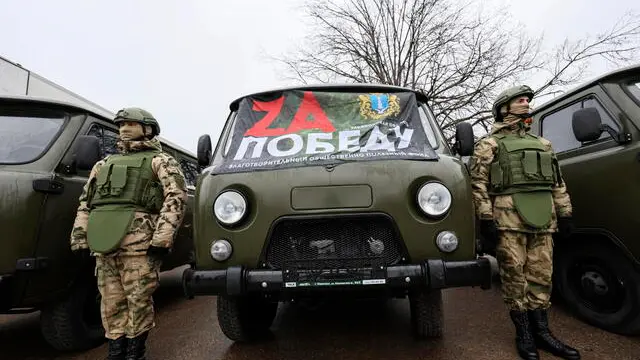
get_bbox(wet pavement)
[1,266,638,360]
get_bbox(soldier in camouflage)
[469,86,580,360]
[69,108,187,360]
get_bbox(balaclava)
[492,97,533,135]
[118,122,146,141]
[117,123,157,153]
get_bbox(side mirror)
[572,107,603,142]
[454,121,475,157]
[197,134,212,168]
[74,135,101,171]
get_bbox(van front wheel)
[409,289,443,339]
[40,280,105,351]
[216,295,278,342]
[554,241,640,335]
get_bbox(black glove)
[479,219,499,255]
[147,245,170,260]
[557,217,574,239]
[72,248,91,263]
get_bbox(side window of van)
[87,123,119,157]
[179,157,200,187]
[540,96,620,153]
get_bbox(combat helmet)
[491,85,534,122]
[114,107,161,136]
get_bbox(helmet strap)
[143,125,155,139]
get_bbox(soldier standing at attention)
[469,86,580,360]
[69,108,188,360]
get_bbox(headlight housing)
[417,182,452,217]
[210,239,233,261]
[435,231,459,253]
[213,190,247,225]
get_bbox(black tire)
[554,240,640,335]
[409,289,443,339]
[216,295,278,342]
[40,280,105,351]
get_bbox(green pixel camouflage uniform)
[70,137,187,339]
[469,117,572,312]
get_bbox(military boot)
[125,331,149,360]
[107,336,127,360]
[528,309,581,360]
[509,310,540,360]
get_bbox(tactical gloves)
[557,217,574,239]
[147,245,170,260]
[479,219,499,255]
[72,248,91,263]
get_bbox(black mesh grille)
[263,214,404,269]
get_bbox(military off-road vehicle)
[182,84,493,341]
[0,94,199,351]
[527,63,640,335]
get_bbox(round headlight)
[417,182,452,217]
[213,190,247,225]
[210,239,233,261]
[436,231,459,253]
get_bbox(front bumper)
[182,257,492,298]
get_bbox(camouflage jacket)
[469,121,572,233]
[70,137,188,255]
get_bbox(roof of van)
[531,62,640,113]
[0,93,196,157]
[228,83,429,110]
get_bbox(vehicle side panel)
[531,83,640,264]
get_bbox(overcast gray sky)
[1,0,638,153]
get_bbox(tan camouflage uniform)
[470,116,572,312]
[70,137,187,340]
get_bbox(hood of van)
[194,155,476,267]
[0,169,47,274]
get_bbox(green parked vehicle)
[182,84,493,342]
[0,94,199,351]
[526,64,640,336]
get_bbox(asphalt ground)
[1,265,638,360]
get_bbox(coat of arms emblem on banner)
[358,93,401,120]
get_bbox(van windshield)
[0,110,66,164]
[215,89,438,174]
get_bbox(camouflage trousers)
[496,230,554,312]
[95,254,161,340]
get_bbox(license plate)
[284,278,386,288]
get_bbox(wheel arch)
[555,228,640,271]
[552,228,640,335]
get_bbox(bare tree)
[275,0,640,140]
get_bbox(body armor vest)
[86,150,163,253]
[489,133,560,195]
[488,133,562,229]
